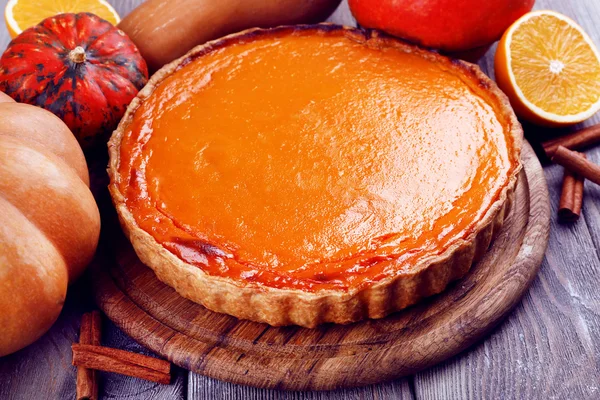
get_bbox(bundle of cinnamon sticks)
[541,123,600,222]
[73,311,171,400]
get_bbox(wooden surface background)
[0,0,599,399]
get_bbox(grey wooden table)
[1,0,600,399]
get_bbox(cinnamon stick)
[552,146,600,186]
[558,154,586,222]
[77,312,102,400]
[542,123,600,158]
[72,344,171,385]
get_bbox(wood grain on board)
[0,0,599,399]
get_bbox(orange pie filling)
[117,31,518,292]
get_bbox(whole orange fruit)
[349,0,535,54]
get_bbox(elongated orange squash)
[118,0,342,71]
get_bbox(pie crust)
[108,24,523,328]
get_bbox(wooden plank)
[98,317,186,399]
[108,0,140,18]
[415,0,600,398]
[189,375,414,400]
[327,0,356,26]
[0,283,88,400]
[0,280,186,400]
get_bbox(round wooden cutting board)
[91,142,550,391]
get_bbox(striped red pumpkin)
[0,12,148,149]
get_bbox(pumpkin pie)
[108,25,522,328]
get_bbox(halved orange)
[495,10,600,127]
[4,0,120,38]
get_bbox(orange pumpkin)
[0,93,100,356]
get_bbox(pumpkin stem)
[68,46,87,64]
